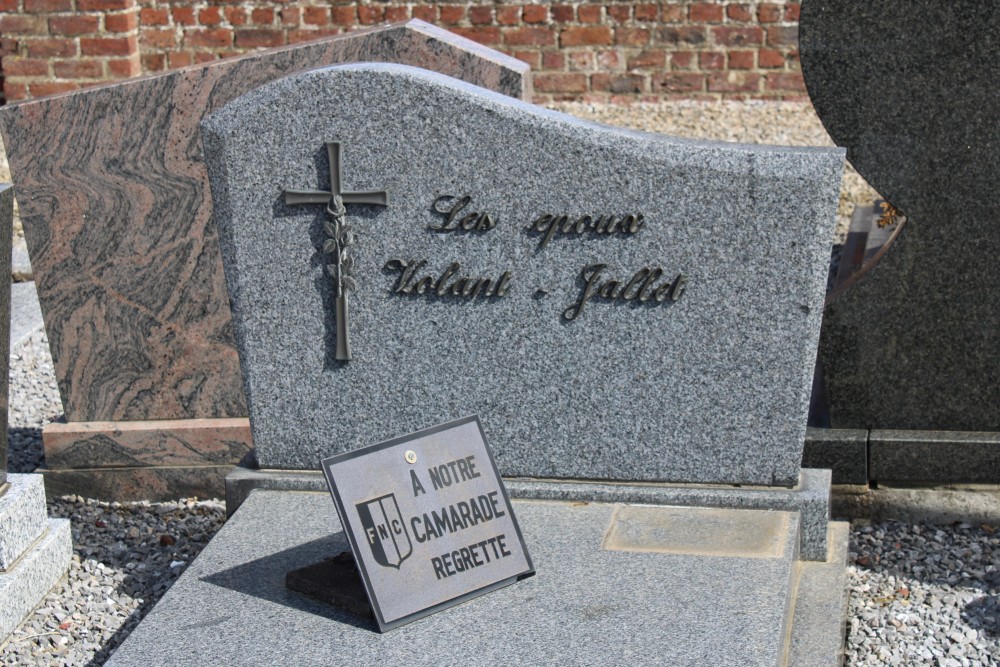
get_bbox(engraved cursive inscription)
[530,213,644,250]
[563,263,686,321]
[429,195,497,232]
[385,259,513,299]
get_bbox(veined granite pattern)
[203,64,843,487]
[802,2,1000,430]
[43,417,252,469]
[0,21,529,423]
[0,185,11,486]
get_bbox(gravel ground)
[1,102,994,665]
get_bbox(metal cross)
[283,141,389,361]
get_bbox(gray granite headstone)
[202,63,843,488]
[801,1,1000,430]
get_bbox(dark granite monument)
[801,1,1000,483]
[106,63,849,666]
[0,20,530,500]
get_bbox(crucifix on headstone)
[283,142,389,361]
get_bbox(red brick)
[596,49,621,69]
[567,51,593,70]
[468,6,492,24]
[438,6,464,24]
[706,71,759,92]
[81,35,137,55]
[577,4,601,22]
[0,0,18,12]
[142,52,166,71]
[689,3,723,22]
[627,49,664,69]
[0,37,17,56]
[358,5,383,23]
[288,29,339,43]
[4,82,29,102]
[77,0,130,10]
[172,7,196,26]
[5,58,49,77]
[251,8,274,25]
[522,5,547,23]
[277,7,298,26]
[495,6,518,24]
[49,15,98,36]
[105,11,138,33]
[234,29,281,48]
[653,72,703,92]
[185,28,232,48]
[670,51,692,68]
[551,4,573,22]
[452,27,501,46]
[533,72,587,93]
[24,0,72,13]
[140,8,169,26]
[193,51,215,64]
[54,58,103,78]
[728,50,754,69]
[198,7,223,26]
[656,26,706,45]
[330,6,356,25]
[141,28,176,49]
[712,26,763,46]
[634,4,657,20]
[765,72,805,91]
[167,51,192,68]
[303,7,328,25]
[561,26,612,46]
[27,37,76,57]
[108,56,141,76]
[757,3,782,22]
[384,6,408,21]
[758,48,784,68]
[607,5,630,22]
[766,26,797,46]
[409,5,433,21]
[541,51,564,69]
[603,73,645,93]
[504,26,555,46]
[661,3,684,22]
[726,4,752,22]
[698,51,724,69]
[31,81,79,97]
[226,7,248,26]
[785,3,801,21]
[615,27,649,46]
[511,49,540,69]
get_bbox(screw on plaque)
[405,451,417,464]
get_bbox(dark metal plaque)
[321,415,534,631]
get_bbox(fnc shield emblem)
[356,494,413,569]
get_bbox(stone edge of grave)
[225,467,833,561]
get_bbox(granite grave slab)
[202,63,843,488]
[0,185,9,488]
[113,63,849,664]
[802,1,1000,433]
[0,20,530,501]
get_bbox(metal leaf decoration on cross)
[283,142,389,361]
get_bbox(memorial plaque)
[321,416,534,631]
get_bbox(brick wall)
[1,1,804,103]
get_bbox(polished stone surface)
[108,490,848,667]
[0,20,529,425]
[203,63,843,487]
[0,518,72,642]
[41,465,236,503]
[802,2,1000,430]
[0,474,47,571]
[225,468,833,560]
[869,429,1000,484]
[802,426,868,485]
[0,185,10,486]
